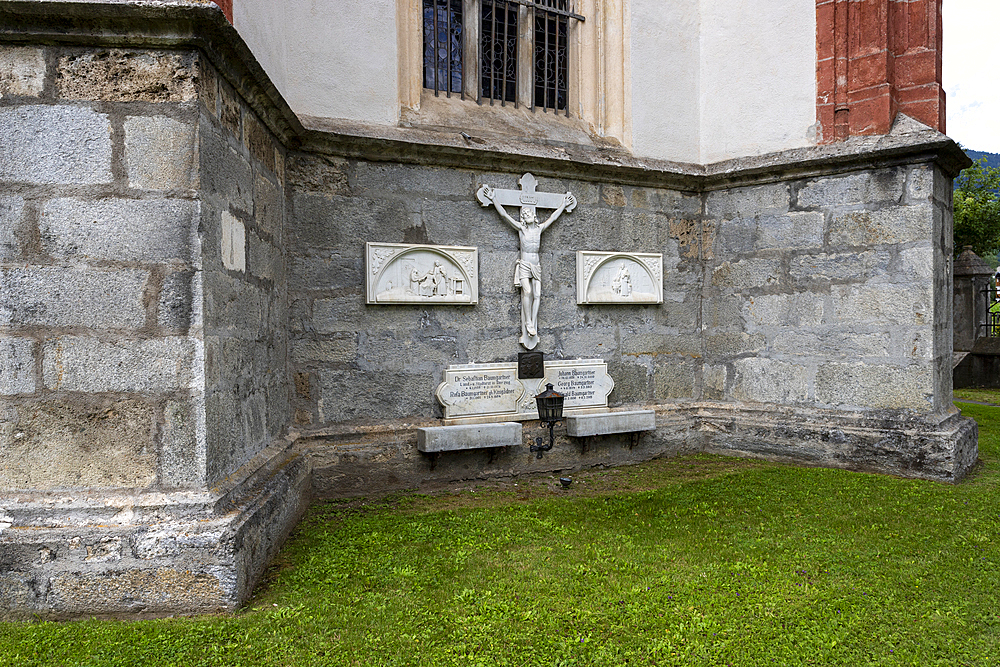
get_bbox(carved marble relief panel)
[576,251,663,304]
[366,242,478,305]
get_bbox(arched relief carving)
[366,242,478,304]
[576,251,663,304]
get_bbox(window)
[423,0,464,95]
[422,0,584,115]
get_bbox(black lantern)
[531,383,564,458]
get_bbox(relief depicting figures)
[366,243,478,304]
[477,173,576,349]
[576,251,663,305]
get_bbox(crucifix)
[477,173,576,349]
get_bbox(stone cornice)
[0,0,305,146]
[1,1,972,188]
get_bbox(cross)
[476,173,576,350]
[476,173,575,218]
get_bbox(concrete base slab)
[0,446,310,620]
[698,403,979,483]
[566,409,656,437]
[417,422,522,453]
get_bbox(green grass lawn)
[4,397,1000,666]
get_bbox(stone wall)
[288,140,975,491]
[197,56,290,486]
[0,28,307,618]
[0,0,977,618]
[0,45,204,492]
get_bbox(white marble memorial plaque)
[436,359,615,422]
[577,251,663,304]
[366,242,478,305]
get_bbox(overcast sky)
[944,1,1000,153]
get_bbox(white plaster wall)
[234,0,399,124]
[699,0,817,164]
[629,0,701,164]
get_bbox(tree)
[953,157,1000,257]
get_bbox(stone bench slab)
[417,422,522,453]
[565,410,656,438]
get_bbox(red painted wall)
[817,0,944,143]
[212,0,233,22]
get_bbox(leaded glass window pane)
[423,0,463,95]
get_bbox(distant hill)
[965,150,1000,170]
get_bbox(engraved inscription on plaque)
[366,242,478,305]
[436,359,614,421]
[577,251,663,304]
[435,363,524,419]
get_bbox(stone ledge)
[417,422,522,453]
[0,447,310,619]
[565,410,656,438]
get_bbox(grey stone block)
[711,258,782,290]
[653,357,697,399]
[287,153,350,197]
[621,331,701,357]
[160,398,204,489]
[828,205,932,247]
[713,216,757,255]
[57,50,196,102]
[897,245,935,282]
[201,119,253,213]
[789,250,890,282]
[202,271,266,332]
[253,172,283,240]
[797,169,904,208]
[702,364,727,399]
[757,212,825,249]
[815,362,932,410]
[357,331,459,374]
[125,115,197,190]
[705,332,766,357]
[293,193,409,252]
[42,337,197,393]
[0,337,35,395]
[417,422,521,452]
[566,410,655,437]
[743,293,824,328]
[247,229,281,281]
[0,267,148,329]
[831,284,931,325]
[0,106,112,185]
[158,270,196,331]
[730,357,811,404]
[0,47,45,98]
[318,368,435,423]
[40,198,196,263]
[288,254,362,291]
[0,398,157,491]
[771,330,890,358]
[706,183,790,219]
[0,195,24,260]
[289,337,357,365]
[906,165,934,203]
[354,162,473,198]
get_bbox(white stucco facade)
[698,0,817,163]
[234,0,400,124]
[232,0,816,163]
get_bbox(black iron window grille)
[480,0,519,104]
[423,0,583,115]
[423,0,464,97]
[981,284,1000,338]
[533,0,568,112]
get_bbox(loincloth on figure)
[513,259,541,287]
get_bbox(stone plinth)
[417,422,522,453]
[565,410,656,437]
